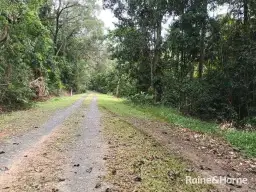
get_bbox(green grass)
[140,106,256,157]
[135,105,219,134]
[36,94,86,110]
[97,93,256,158]
[225,131,256,157]
[97,94,151,119]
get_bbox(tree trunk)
[153,16,163,102]
[54,12,60,55]
[244,0,249,25]
[116,78,120,98]
[198,0,207,79]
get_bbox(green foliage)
[0,0,52,108]
[128,92,154,105]
[0,0,104,108]
[89,61,137,97]
[103,0,256,126]
[90,71,117,94]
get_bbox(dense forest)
[1,0,256,126]
[0,0,105,109]
[92,0,256,126]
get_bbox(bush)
[128,92,154,105]
[0,61,35,109]
[161,72,238,121]
[0,82,35,110]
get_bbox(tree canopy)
[1,0,256,126]
[96,0,256,125]
[0,0,104,108]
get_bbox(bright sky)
[97,0,117,31]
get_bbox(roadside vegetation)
[0,0,105,109]
[1,0,256,190]
[91,0,256,130]
[140,105,256,158]
[98,94,256,157]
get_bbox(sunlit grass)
[37,94,86,110]
[97,94,151,119]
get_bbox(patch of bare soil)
[125,117,256,192]
[102,111,214,192]
[0,108,85,192]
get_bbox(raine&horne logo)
[185,176,248,185]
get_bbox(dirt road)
[0,97,85,170]
[0,95,107,191]
[59,97,106,192]
[0,94,255,192]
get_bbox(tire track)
[59,96,107,192]
[0,96,85,172]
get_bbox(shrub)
[128,92,154,105]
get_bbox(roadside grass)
[36,94,86,110]
[139,106,256,157]
[97,94,256,158]
[102,112,213,192]
[0,94,85,138]
[136,105,218,134]
[225,131,256,157]
[97,94,151,119]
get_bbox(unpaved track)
[0,97,85,171]
[126,117,256,192]
[0,95,107,192]
[59,96,106,192]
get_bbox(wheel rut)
[0,97,85,172]
[59,96,107,192]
